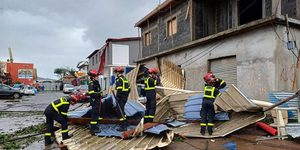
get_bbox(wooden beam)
[68,117,168,126]
[185,1,190,20]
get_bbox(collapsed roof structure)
[54,59,269,149]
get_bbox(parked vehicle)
[0,84,22,99]
[76,85,89,102]
[72,86,80,95]
[20,85,35,95]
[13,84,24,90]
[63,84,74,94]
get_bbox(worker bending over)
[115,66,131,131]
[88,70,102,135]
[144,67,160,123]
[44,94,79,146]
[200,77,221,135]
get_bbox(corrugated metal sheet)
[214,85,261,112]
[173,85,265,138]
[55,125,174,150]
[183,88,229,120]
[210,56,237,87]
[68,94,145,120]
[144,124,170,134]
[269,91,298,119]
[285,123,300,138]
[160,58,185,96]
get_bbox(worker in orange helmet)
[44,94,79,146]
[200,77,221,136]
[144,67,160,123]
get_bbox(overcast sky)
[0,0,165,79]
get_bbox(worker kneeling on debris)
[115,66,131,131]
[44,94,79,146]
[201,75,221,135]
[144,67,160,123]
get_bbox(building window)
[96,54,98,64]
[238,0,262,25]
[167,17,177,36]
[92,57,94,66]
[144,32,151,46]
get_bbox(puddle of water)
[23,137,60,150]
[0,115,44,134]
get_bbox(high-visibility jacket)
[88,80,101,98]
[45,97,71,121]
[116,75,130,98]
[203,86,221,101]
[144,76,160,91]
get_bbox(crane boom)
[8,47,13,63]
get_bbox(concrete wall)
[275,25,300,91]
[138,25,299,101]
[88,50,101,71]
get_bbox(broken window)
[167,17,177,36]
[144,32,151,46]
[238,0,262,25]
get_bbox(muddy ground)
[1,92,300,150]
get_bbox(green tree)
[54,68,67,80]
[65,67,78,86]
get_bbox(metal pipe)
[137,84,202,93]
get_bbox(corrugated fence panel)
[210,56,237,87]
[269,91,299,119]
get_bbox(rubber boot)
[201,126,206,135]
[144,118,149,124]
[148,118,154,123]
[208,126,213,135]
[44,136,53,146]
[62,133,73,140]
[90,124,101,135]
[117,121,127,132]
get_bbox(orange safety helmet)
[148,67,158,74]
[70,94,80,102]
[87,70,100,77]
[203,73,213,82]
[114,66,124,73]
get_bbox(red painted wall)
[6,62,34,85]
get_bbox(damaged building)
[134,0,300,101]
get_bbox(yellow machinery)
[8,47,13,63]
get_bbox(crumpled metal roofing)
[55,125,174,150]
[183,88,229,120]
[285,123,300,138]
[173,85,265,138]
[144,124,170,134]
[67,94,145,120]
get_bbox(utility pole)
[23,65,28,85]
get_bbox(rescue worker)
[203,72,226,89]
[144,67,160,123]
[114,66,131,131]
[87,70,102,135]
[44,94,79,146]
[200,77,221,135]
